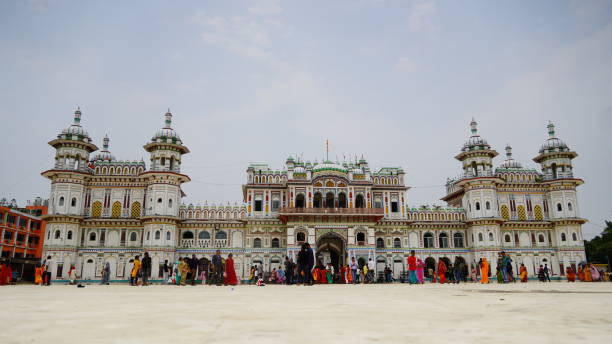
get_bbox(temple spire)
[74,107,82,125]
[547,122,555,138]
[470,118,478,135]
[164,109,172,128]
[103,134,110,150]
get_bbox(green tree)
[584,221,612,268]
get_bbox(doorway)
[316,234,345,273]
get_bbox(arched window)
[295,194,305,208]
[166,231,171,240]
[130,202,141,218]
[54,230,61,239]
[393,238,401,248]
[155,231,160,240]
[557,203,562,212]
[472,161,478,176]
[71,198,77,207]
[478,233,483,242]
[561,233,566,241]
[551,163,557,179]
[168,199,173,208]
[111,201,121,218]
[157,198,163,204]
[538,234,545,243]
[475,202,480,211]
[504,234,511,243]
[215,231,227,240]
[67,231,72,240]
[338,193,347,208]
[500,205,510,220]
[296,232,306,243]
[355,194,365,208]
[146,231,150,240]
[453,233,464,248]
[313,193,322,208]
[488,232,494,241]
[254,238,262,248]
[424,232,434,248]
[198,231,210,239]
[59,197,65,206]
[89,232,96,241]
[572,233,577,241]
[376,238,385,248]
[439,232,448,248]
[485,201,490,210]
[567,202,573,211]
[129,232,137,242]
[182,231,194,239]
[271,238,280,248]
[356,232,366,245]
[325,192,335,208]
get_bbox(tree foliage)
[584,221,612,265]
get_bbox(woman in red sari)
[0,262,7,285]
[566,266,576,282]
[438,259,447,284]
[224,253,238,286]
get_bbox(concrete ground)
[1,282,611,344]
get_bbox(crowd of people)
[2,246,610,286]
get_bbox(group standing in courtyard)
[6,247,609,286]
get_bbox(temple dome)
[313,161,347,173]
[461,119,491,152]
[57,108,93,143]
[498,145,522,169]
[150,110,183,144]
[91,135,115,162]
[539,123,569,153]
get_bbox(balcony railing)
[180,239,226,248]
[542,172,574,180]
[278,207,384,215]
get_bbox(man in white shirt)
[43,256,52,286]
[367,258,376,284]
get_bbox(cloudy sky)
[1,0,610,238]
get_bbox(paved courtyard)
[1,282,611,344]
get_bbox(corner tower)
[141,111,190,264]
[42,108,98,279]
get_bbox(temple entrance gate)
[316,233,345,273]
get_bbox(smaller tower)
[498,144,522,169]
[142,110,190,217]
[143,109,189,172]
[533,122,577,180]
[49,107,98,171]
[90,135,115,162]
[455,119,498,177]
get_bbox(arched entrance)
[424,257,436,277]
[316,234,345,273]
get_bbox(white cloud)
[408,0,437,32]
[396,57,417,73]
[248,0,283,15]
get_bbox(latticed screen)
[534,205,543,221]
[91,201,102,217]
[500,205,510,220]
[131,202,141,218]
[517,205,527,221]
[111,201,122,218]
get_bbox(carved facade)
[42,111,586,281]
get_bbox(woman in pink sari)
[590,265,601,282]
[416,259,425,284]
